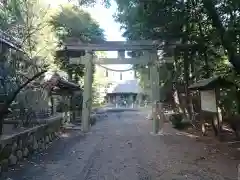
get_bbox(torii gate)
[64,41,169,134]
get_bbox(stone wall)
[0,113,64,173]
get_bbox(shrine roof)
[107,79,143,94]
[188,76,235,91]
[47,72,82,95]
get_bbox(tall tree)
[50,4,105,77]
[50,4,106,106]
[0,0,58,133]
[0,0,57,65]
[114,0,240,116]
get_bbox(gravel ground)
[1,109,239,180]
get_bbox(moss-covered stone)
[0,114,63,172]
[8,154,17,166]
[16,150,23,160]
[23,148,29,157]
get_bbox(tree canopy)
[50,4,105,44]
[49,4,106,105]
[114,0,240,115]
[0,0,107,121]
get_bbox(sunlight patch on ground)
[176,132,199,138]
[60,133,71,138]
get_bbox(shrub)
[169,113,183,128]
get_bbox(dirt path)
[1,109,239,180]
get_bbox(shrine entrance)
[62,41,163,134]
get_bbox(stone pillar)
[150,51,160,134]
[116,95,120,107]
[82,53,94,133]
[138,94,143,107]
[115,96,117,107]
[130,94,134,108]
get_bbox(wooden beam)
[95,58,152,64]
[69,54,174,65]
[65,40,160,51]
[70,57,153,65]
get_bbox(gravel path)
[1,109,239,180]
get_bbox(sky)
[82,1,132,73]
[49,0,134,80]
[83,1,125,42]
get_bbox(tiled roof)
[107,79,142,94]
[188,76,235,90]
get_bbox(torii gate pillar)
[150,52,161,134]
[82,53,94,133]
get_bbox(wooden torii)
[63,41,173,134]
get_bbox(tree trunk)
[50,91,54,115]
[183,51,192,120]
[173,50,188,117]
[236,88,240,114]
[0,69,47,135]
[197,22,210,78]
[181,0,193,121]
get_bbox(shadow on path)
[0,109,238,180]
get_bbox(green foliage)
[49,4,106,105]
[0,0,58,68]
[0,0,59,108]
[0,0,106,115]
[169,114,183,128]
[78,0,111,8]
[49,5,105,77]
[50,5,105,43]
[114,0,240,115]
[0,0,23,34]
[92,53,109,105]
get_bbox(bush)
[169,113,183,128]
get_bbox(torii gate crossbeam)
[65,41,163,134]
[65,40,159,51]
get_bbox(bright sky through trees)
[48,0,133,80]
